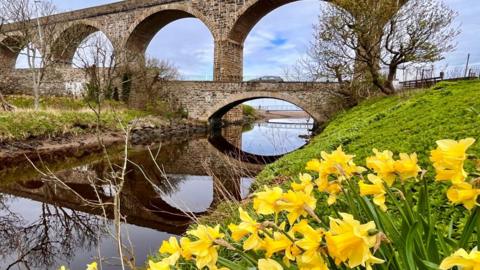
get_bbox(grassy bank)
[0,95,149,142]
[256,79,480,188]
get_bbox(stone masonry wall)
[131,81,345,123]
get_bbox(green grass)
[0,96,149,141]
[255,80,480,188]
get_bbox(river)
[0,118,313,270]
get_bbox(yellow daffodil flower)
[58,266,67,270]
[291,173,314,194]
[258,258,283,270]
[148,259,170,270]
[159,236,188,265]
[187,225,224,269]
[359,174,387,211]
[447,182,480,210]
[276,189,317,224]
[366,149,396,186]
[394,153,421,181]
[293,220,329,270]
[306,158,322,172]
[325,181,342,205]
[430,138,476,183]
[314,173,330,192]
[86,262,97,270]
[253,186,284,215]
[325,213,384,269]
[264,230,301,264]
[439,247,480,270]
[321,146,365,179]
[228,207,263,250]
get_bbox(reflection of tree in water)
[125,143,191,196]
[0,194,105,270]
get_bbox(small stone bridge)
[0,0,366,123]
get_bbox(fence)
[400,68,480,90]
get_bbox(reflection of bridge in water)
[0,127,264,236]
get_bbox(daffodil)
[148,260,170,270]
[58,266,67,270]
[86,262,97,270]
[263,230,301,264]
[447,182,480,210]
[430,138,475,183]
[439,247,480,270]
[394,153,421,181]
[228,207,263,250]
[366,149,396,186]
[325,181,342,205]
[291,173,314,194]
[159,237,186,265]
[258,258,284,270]
[306,158,322,172]
[325,213,384,269]
[359,174,387,211]
[253,186,284,215]
[293,220,329,270]
[321,146,365,179]
[187,225,224,269]
[277,189,317,224]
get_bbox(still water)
[0,118,312,270]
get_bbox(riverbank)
[0,95,208,170]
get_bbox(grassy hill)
[255,79,480,188]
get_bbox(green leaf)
[405,222,421,270]
[458,207,480,248]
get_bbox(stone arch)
[50,20,114,66]
[125,4,217,56]
[0,35,42,69]
[205,91,322,123]
[229,0,312,44]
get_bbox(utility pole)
[464,53,470,78]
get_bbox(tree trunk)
[33,83,40,110]
[383,64,398,94]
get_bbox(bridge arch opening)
[72,31,115,68]
[209,97,315,159]
[50,23,111,66]
[15,43,44,69]
[126,9,215,80]
[232,0,325,81]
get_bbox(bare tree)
[0,0,59,110]
[315,0,458,94]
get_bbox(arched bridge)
[0,0,367,123]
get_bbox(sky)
[19,0,480,80]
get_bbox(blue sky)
[42,0,480,80]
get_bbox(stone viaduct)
[0,0,359,124]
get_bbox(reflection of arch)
[125,5,216,55]
[208,130,283,164]
[50,21,113,65]
[205,92,320,123]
